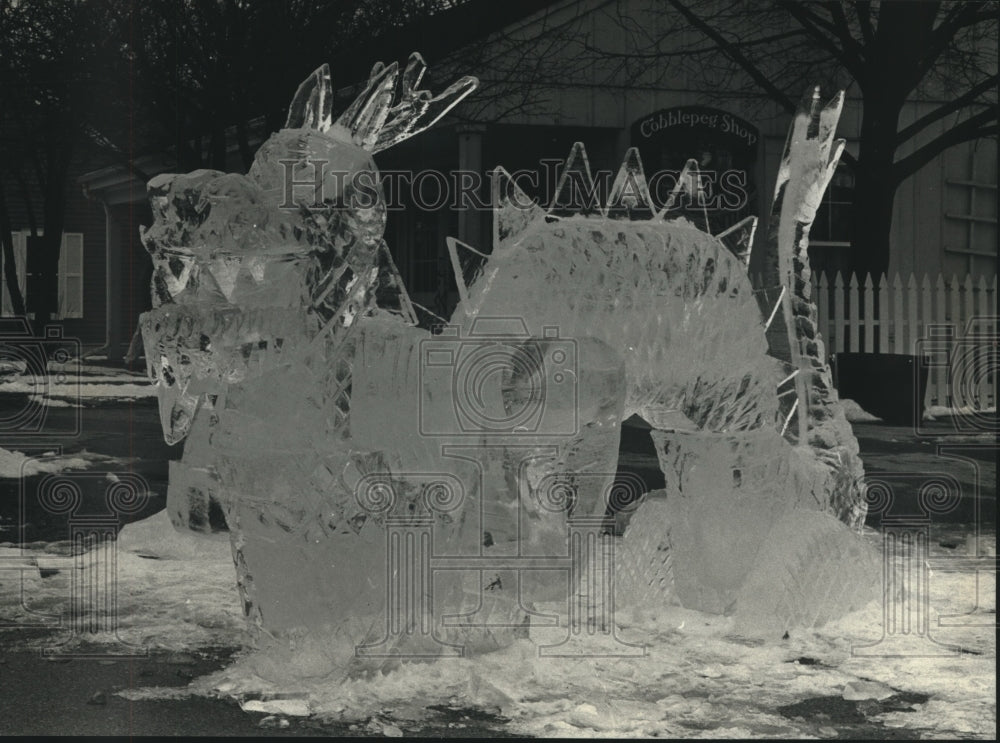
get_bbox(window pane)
[64,280,83,318]
[830,204,852,242]
[812,205,830,241]
[61,234,84,274]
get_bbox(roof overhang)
[78,154,175,206]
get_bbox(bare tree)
[588,0,998,280]
[1,0,460,330]
[0,0,127,331]
[126,0,457,173]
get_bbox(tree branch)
[823,1,867,60]
[911,3,1000,89]
[0,180,27,316]
[663,0,797,113]
[933,3,999,41]
[892,106,999,183]
[778,0,866,82]
[855,1,875,46]
[582,29,807,61]
[897,74,999,145]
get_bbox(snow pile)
[0,512,241,651]
[1,377,156,399]
[0,359,156,400]
[27,393,81,408]
[0,515,993,738]
[115,508,232,562]
[0,358,27,380]
[0,447,123,478]
[840,398,882,423]
[924,404,998,421]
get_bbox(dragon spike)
[776,367,799,392]
[337,60,394,128]
[824,138,847,192]
[763,285,786,332]
[779,397,799,438]
[285,63,334,131]
[285,52,479,153]
[337,61,400,148]
[716,215,758,268]
[373,239,419,326]
[370,74,479,153]
[445,237,499,316]
[806,85,823,136]
[492,166,546,249]
[446,236,492,312]
[772,87,845,204]
[656,157,710,232]
[819,90,845,151]
[400,52,427,96]
[605,147,655,219]
[286,53,478,154]
[548,141,601,218]
[372,73,477,153]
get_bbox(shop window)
[810,166,854,246]
[0,231,84,319]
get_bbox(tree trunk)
[849,95,903,282]
[32,172,69,336]
[848,164,895,282]
[29,232,61,335]
[0,185,26,317]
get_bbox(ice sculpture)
[447,94,872,617]
[139,55,877,680]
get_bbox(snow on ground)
[0,447,125,478]
[840,398,882,423]
[26,393,81,408]
[1,379,156,400]
[842,398,999,424]
[925,404,998,420]
[0,511,241,648]
[0,359,156,400]
[0,512,994,738]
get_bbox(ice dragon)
[139,55,877,679]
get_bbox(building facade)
[19,0,993,358]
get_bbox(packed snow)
[0,359,156,400]
[0,512,993,738]
[840,398,882,423]
[0,447,125,478]
[925,404,998,420]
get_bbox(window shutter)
[0,234,8,316]
[1,232,27,316]
[58,233,84,319]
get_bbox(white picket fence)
[808,272,998,410]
